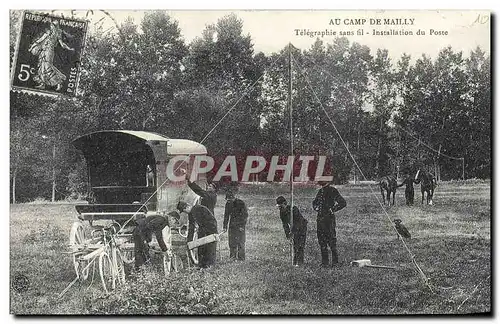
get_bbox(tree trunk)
[437,144,442,181]
[417,135,421,161]
[438,116,445,181]
[396,131,401,180]
[375,118,383,177]
[354,123,361,184]
[434,160,438,180]
[52,143,56,202]
[12,167,17,204]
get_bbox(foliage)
[9,10,491,202]
[85,268,229,315]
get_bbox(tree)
[79,11,188,131]
[463,47,491,178]
[181,13,263,157]
[368,49,397,178]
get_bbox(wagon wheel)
[161,226,174,276]
[188,230,199,266]
[118,235,135,265]
[172,254,183,272]
[121,244,135,265]
[117,233,135,266]
[178,224,188,238]
[117,223,135,265]
[99,251,115,293]
[113,249,126,286]
[69,221,90,280]
[177,224,198,265]
[163,252,173,276]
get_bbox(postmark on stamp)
[11,11,88,97]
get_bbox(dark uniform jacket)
[398,176,416,191]
[135,215,169,251]
[280,205,308,238]
[188,180,217,214]
[187,205,218,241]
[313,185,347,216]
[223,198,248,230]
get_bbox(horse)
[414,169,437,205]
[379,175,397,206]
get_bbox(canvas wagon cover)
[73,130,208,213]
[72,130,207,157]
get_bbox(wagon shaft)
[67,243,103,253]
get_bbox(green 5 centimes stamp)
[11,11,88,97]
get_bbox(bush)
[444,178,489,185]
[26,197,50,204]
[84,267,230,315]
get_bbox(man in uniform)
[397,169,416,206]
[133,215,170,269]
[312,181,346,267]
[223,191,248,261]
[187,179,217,215]
[177,201,218,268]
[276,196,308,266]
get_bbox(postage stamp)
[10,11,88,97]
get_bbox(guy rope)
[290,49,434,293]
[58,48,288,297]
[288,43,295,265]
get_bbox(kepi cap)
[276,196,287,205]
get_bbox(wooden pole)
[462,157,465,181]
[288,43,294,266]
[12,168,17,204]
[52,142,56,202]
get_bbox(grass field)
[10,180,491,315]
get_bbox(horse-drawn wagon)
[68,130,208,292]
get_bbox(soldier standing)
[397,170,416,206]
[312,181,346,267]
[276,196,308,266]
[222,191,248,261]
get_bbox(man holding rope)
[313,181,346,267]
[276,196,308,266]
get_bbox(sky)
[46,9,492,61]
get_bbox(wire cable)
[60,47,288,297]
[291,52,433,293]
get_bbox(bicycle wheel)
[99,251,115,293]
[69,222,90,280]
